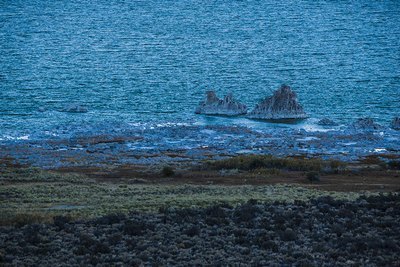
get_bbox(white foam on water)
[155,122,191,128]
[298,124,334,133]
[44,131,59,137]
[297,136,320,142]
[0,135,30,141]
[201,129,217,135]
[343,142,357,146]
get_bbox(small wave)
[155,122,191,128]
[0,135,30,141]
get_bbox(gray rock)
[247,85,308,120]
[390,117,400,130]
[195,91,247,116]
[61,104,88,113]
[317,118,338,126]
[350,118,383,131]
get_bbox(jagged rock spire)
[247,85,308,120]
[195,91,247,116]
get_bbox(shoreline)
[1,124,399,170]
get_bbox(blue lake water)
[1,0,399,140]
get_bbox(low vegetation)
[1,154,398,226]
[0,166,366,226]
[388,160,400,170]
[0,167,91,183]
[161,166,175,177]
[209,154,346,173]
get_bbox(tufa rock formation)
[247,85,308,120]
[195,91,247,116]
[391,117,400,130]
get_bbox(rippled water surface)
[1,0,399,138]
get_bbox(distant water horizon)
[1,0,399,140]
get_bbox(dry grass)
[1,155,398,226]
[0,165,370,226]
[0,166,92,183]
[209,155,346,173]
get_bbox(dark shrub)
[93,213,125,225]
[233,228,250,245]
[383,239,399,251]
[23,224,42,244]
[233,203,260,223]
[235,236,249,245]
[297,259,314,267]
[174,208,199,223]
[53,215,70,229]
[109,233,123,245]
[79,233,96,247]
[331,223,345,237]
[248,158,266,170]
[260,240,278,251]
[205,205,227,218]
[74,245,89,255]
[123,220,153,236]
[161,166,174,177]
[388,160,400,170]
[306,171,320,182]
[280,228,297,241]
[338,208,354,219]
[124,221,145,235]
[92,241,111,254]
[205,216,229,226]
[273,215,286,226]
[184,225,200,237]
[255,234,272,248]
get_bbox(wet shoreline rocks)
[1,194,399,266]
[195,91,247,116]
[349,118,383,131]
[247,85,308,120]
[1,121,400,169]
[317,118,338,126]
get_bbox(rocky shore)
[1,119,399,169]
[1,194,399,266]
